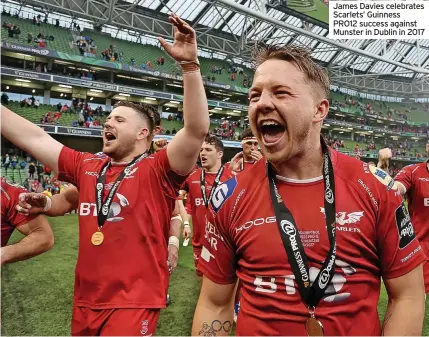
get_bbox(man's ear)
[217,150,224,159]
[137,127,150,140]
[313,98,329,123]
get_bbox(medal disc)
[305,317,324,336]
[91,231,104,246]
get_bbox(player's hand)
[16,193,47,215]
[183,225,192,240]
[251,150,263,162]
[378,148,392,161]
[158,13,197,62]
[229,152,243,172]
[153,138,168,152]
[167,244,179,274]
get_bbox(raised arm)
[377,148,407,195]
[159,14,209,175]
[1,105,63,172]
[17,185,79,217]
[192,276,235,336]
[1,214,54,265]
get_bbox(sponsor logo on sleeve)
[395,204,416,249]
[369,165,394,190]
[210,177,237,213]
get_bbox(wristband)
[168,236,180,249]
[184,221,190,228]
[43,196,52,212]
[180,59,200,73]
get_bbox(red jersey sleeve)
[394,164,414,192]
[376,186,426,279]
[198,178,239,284]
[1,180,37,228]
[57,146,94,187]
[155,149,189,199]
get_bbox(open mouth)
[104,131,117,143]
[201,157,207,164]
[259,120,285,145]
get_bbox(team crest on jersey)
[210,177,237,213]
[369,166,394,190]
[320,208,364,225]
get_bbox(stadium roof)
[7,0,429,95]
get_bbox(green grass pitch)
[1,215,428,335]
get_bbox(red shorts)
[193,247,203,277]
[72,306,160,336]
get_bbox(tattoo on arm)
[199,323,216,336]
[199,320,233,336]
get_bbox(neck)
[205,161,222,173]
[272,138,324,180]
[111,146,149,164]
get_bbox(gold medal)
[91,231,104,246]
[305,317,324,336]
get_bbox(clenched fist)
[16,193,48,215]
[378,148,392,161]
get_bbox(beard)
[103,137,136,161]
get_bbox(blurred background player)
[1,13,209,336]
[192,45,426,336]
[182,135,233,277]
[1,177,54,266]
[378,141,429,294]
[228,128,262,173]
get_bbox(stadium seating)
[1,15,253,86]
[1,15,78,55]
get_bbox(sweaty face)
[248,59,321,163]
[242,140,258,160]
[103,106,148,160]
[200,142,220,170]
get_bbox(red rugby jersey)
[1,178,37,247]
[395,160,429,292]
[199,150,426,335]
[183,167,234,251]
[58,147,187,309]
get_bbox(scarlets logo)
[320,208,364,225]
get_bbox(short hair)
[204,135,224,152]
[241,128,255,140]
[113,101,156,133]
[253,45,330,99]
[152,109,161,127]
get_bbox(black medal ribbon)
[200,166,224,208]
[96,152,149,229]
[267,137,337,308]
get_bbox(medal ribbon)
[200,166,225,208]
[96,152,149,229]
[267,137,337,308]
